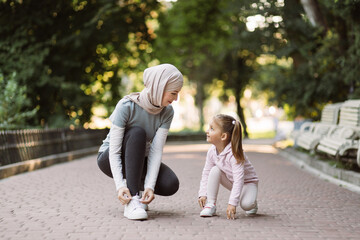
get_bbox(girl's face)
[161,91,179,107]
[206,119,224,145]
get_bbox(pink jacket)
[198,143,258,206]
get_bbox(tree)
[246,0,359,120]
[215,0,268,138]
[155,0,271,136]
[0,73,37,129]
[154,0,228,130]
[300,0,327,29]
[0,0,160,128]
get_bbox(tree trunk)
[300,0,327,30]
[283,0,310,70]
[196,81,205,131]
[193,60,215,132]
[235,88,248,138]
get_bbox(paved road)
[1,140,360,240]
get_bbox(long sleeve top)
[99,98,174,191]
[198,143,258,206]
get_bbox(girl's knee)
[209,165,221,176]
[240,200,256,211]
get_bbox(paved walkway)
[1,140,360,240]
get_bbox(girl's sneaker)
[124,195,148,220]
[245,201,258,216]
[200,203,216,217]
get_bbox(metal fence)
[0,128,108,166]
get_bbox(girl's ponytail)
[214,114,245,164]
[231,120,245,164]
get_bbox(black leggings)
[97,126,179,196]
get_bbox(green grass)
[171,129,277,140]
[248,131,276,139]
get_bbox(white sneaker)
[200,203,216,217]
[124,195,148,220]
[245,202,258,216]
[141,203,149,211]
[139,191,148,211]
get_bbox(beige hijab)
[125,64,183,115]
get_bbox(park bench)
[291,102,342,149]
[316,99,360,167]
[296,123,335,152]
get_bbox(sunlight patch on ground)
[164,142,278,154]
[273,139,294,149]
[164,143,210,153]
[243,144,278,154]
[165,153,204,159]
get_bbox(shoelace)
[204,204,215,209]
[129,196,142,210]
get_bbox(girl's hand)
[141,188,155,204]
[227,204,236,220]
[198,196,207,209]
[118,187,131,205]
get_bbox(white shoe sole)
[245,211,257,216]
[124,211,148,220]
[200,213,215,217]
[245,207,258,216]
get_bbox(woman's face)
[161,91,179,107]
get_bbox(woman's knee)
[155,164,179,196]
[164,176,179,196]
[97,151,113,178]
[126,126,146,140]
[123,126,147,149]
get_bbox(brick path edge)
[279,147,360,194]
[0,146,99,179]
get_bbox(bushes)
[0,73,37,130]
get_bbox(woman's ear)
[221,132,228,141]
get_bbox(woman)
[97,64,183,220]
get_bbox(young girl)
[198,114,259,219]
[97,64,183,220]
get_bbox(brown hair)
[213,114,245,164]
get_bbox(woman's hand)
[198,196,207,209]
[141,188,155,204]
[226,204,236,220]
[117,187,131,205]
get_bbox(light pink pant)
[207,166,258,211]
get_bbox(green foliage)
[154,0,263,131]
[0,0,160,128]
[251,0,360,119]
[154,0,231,128]
[2,0,359,129]
[0,73,37,129]
[155,0,227,72]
